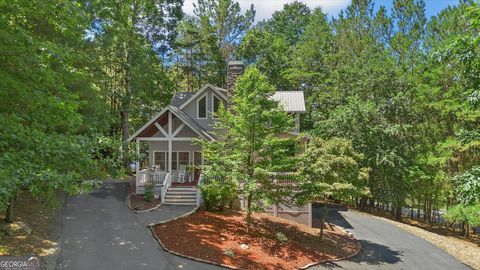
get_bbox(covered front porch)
[128,106,214,205]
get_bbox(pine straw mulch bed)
[152,210,361,270]
[0,192,63,270]
[128,182,160,212]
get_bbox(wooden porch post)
[168,111,172,172]
[135,138,140,173]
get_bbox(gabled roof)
[170,92,195,107]
[169,106,215,140]
[271,91,306,113]
[127,105,215,142]
[178,84,228,110]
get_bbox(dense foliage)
[1,0,478,232]
[236,0,480,222]
[198,67,295,231]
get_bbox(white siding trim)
[154,122,168,137]
[172,123,185,137]
[179,84,227,110]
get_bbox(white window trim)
[152,151,192,171]
[197,93,208,119]
[212,93,222,119]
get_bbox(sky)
[182,0,461,21]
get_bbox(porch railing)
[268,172,300,186]
[161,172,172,203]
[196,173,203,206]
[136,169,168,187]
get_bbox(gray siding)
[182,87,224,132]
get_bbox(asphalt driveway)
[54,181,220,270]
[55,181,470,270]
[312,204,471,270]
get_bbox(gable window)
[213,95,221,118]
[197,95,207,119]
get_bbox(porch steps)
[163,187,197,205]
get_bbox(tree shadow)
[313,203,353,229]
[321,239,403,268]
[153,210,359,270]
[90,181,129,202]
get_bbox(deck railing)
[196,173,204,206]
[136,169,168,186]
[201,172,300,186]
[161,173,172,203]
[268,172,300,186]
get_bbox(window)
[154,151,190,171]
[153,152,168,171]
[198,95,207,119]
[213,95,221,118]
[178,152,189,167]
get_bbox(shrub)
[144,181,154,202]
[200,178,238,211]
[444,204,467,225]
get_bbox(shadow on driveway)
[90,181,129,202]
[313,203,353,229]
[311,204,469,270]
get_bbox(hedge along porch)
[128,105,213,205]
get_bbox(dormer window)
[213,95,221,118]
[197,94,207,119]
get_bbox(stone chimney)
[226,61,244,95]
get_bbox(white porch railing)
[136,169,168,187]
[196,173,203,206]
[161,172,172,203]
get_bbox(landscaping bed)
[152,210,360,269]
[0,192,63,269]
[128,183,160,212]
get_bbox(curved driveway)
[312,204,471,270]
[55,181,220,270]
[55,181,469,270]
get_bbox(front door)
[193,151,202,181]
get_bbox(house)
[127,61,306,207]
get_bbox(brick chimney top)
[227,61,244,94]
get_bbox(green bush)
[444,204,467,224]
[200,179,238,211]
[465,204,480,228]
[445,204,480,235]
[144,181,154,202]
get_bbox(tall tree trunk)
[319,200,328,241]
[121,42,132,171]
[395,206,402,220]
[5,197,15,223]
[246,193,253,233]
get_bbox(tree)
[266,1,311,46]
[0,0,106,222]
[89,0,181,169]
[199,66,295,232]
[295,137,369,240]
[173,0,255,88]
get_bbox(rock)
[223,248,235,257]
[240,244,249,250]
[3,221,32,236]
[134,204,146,211]
[220,237,226,241]
[275,232,288,242]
